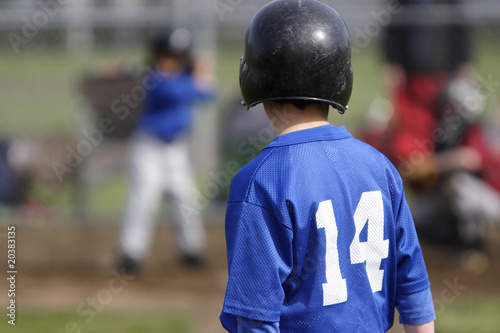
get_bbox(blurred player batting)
[117,28,216,274]
[220,1,436,332]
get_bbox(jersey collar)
[265,124,352,149]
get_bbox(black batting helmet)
[239,0,353,114]
[150,28,194,70]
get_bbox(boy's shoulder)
[234,124,398,174]
[228,148,275,202]
[229,125,400,200]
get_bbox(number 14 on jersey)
[316,191,389,306]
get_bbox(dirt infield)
[3,221,500,333]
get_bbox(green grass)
[3,297,500,333]
[2,310,191,333]
[435,296,500,332]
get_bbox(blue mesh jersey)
[137,71,214,142]
[220,125,431,332]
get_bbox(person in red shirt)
[391,77,500,257]
[357,0,500,258]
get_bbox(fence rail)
[1,0,500,50]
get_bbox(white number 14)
[316,191,389,306]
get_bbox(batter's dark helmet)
[239,0,353,113]
[151,28,193,56]
[150,28,194,68]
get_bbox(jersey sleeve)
[236,317,279,333]
[220,201,293,332]
[395,187,432,295]
[396,287,436,325]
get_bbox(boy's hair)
[280,99,329,118]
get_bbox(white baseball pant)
[118,132,205,261]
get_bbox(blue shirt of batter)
[136,70,214,142]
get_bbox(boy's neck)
[278,120,331,136]
[264,102,330,136]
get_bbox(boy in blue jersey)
[220,1,436,332]
[117,28,215,274]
